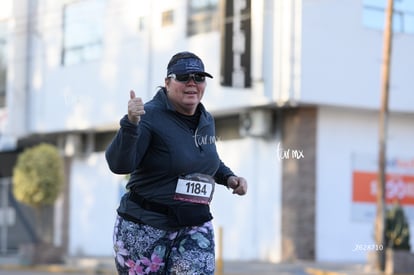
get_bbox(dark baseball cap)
[167,51,213,78]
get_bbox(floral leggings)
[113,215,215,275]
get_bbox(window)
[162,10,174,27]
[62,0,106,66]
[363,0,414,34]
[187,0,219,36]
[0,22,6,107]
[138,16,146,32]
[220,0,251,88]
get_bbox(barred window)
[187,0,219,36]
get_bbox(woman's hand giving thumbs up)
[128,90,146,124]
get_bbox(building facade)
[0,0,413,263]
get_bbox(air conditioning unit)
[239,109,273,138]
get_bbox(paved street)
[0,263,310,275]
[0,258,377,275]
[0,254,387,275]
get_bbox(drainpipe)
[147,1,153,99]
[24,0,36,134]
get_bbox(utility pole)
[376,0,393,271]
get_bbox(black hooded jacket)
[106,88,235,229]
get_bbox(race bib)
[174,174,215,204]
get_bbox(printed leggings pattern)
[113,215,215,275]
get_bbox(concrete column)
[6,0,35,138]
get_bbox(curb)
[306,267,350,275]
[0,264,116,274]
[0,261,388,275]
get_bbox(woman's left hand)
[227,176,248,196]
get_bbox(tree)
[12,143,64,263]
[385,201,411,250]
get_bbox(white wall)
[213,137,282,261]
[316,106,414,262]
[69,153,124,256]
[300,0,414,112]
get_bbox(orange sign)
[352,171,414,205]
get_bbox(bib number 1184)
[174,178,214,204]
[186,181,207,195]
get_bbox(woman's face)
[165,74,207,115]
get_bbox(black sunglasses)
[168,73,206,84]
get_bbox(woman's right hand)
[128,90,146,124]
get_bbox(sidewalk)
[0,255,386,275]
